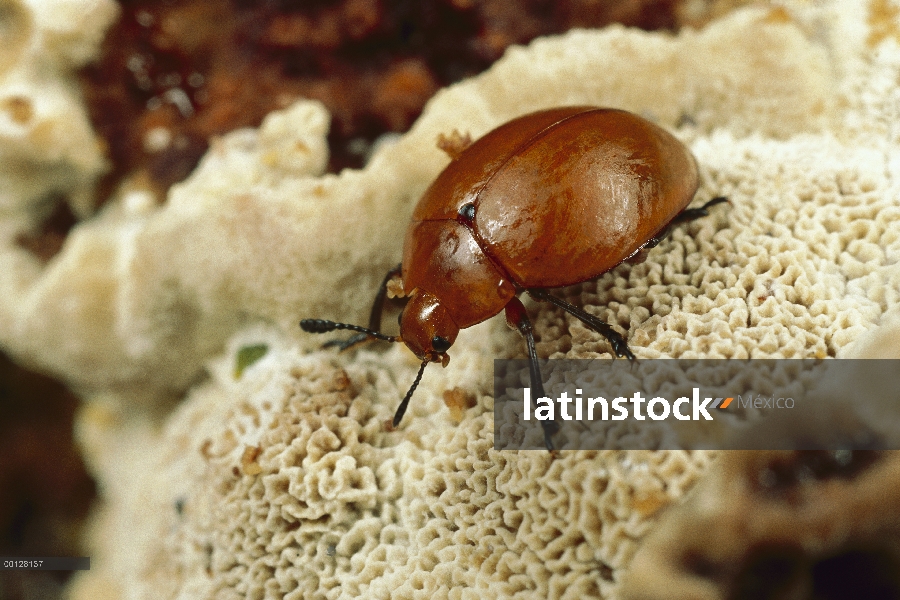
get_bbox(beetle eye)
[457,202,475,223]
[431,335,451,353]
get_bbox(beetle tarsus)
[608,335,637,362]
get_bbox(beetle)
[301,106,727,449]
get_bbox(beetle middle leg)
[528,289,636,362]
[505,297,560,451]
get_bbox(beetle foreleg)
[505,297,560,451]
[528,289,636,362]
[313,264,403,352]
[367,264,404,331]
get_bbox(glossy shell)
[402,106,699,330]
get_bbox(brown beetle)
[302,106,726,449]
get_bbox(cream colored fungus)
[0,1,898,598]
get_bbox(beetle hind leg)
[528,289,636,362]
[642,196,729,251]
[674,195,729,224]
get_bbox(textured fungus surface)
[74,333,721,599]
[621,313,900,599]
[622,448,900,600]
[0,1,898,599]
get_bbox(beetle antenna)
[393,359,429,427]
[300,319,400,343]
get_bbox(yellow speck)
[241,445,263,476]
[633,490,669,517]
[868,0,900,48]
[762,6,792,24]
[2,96,33,124]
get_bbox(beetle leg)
[673,195,729,225]
[642,196,729,251]
[505,297,560,451]
[321,264,403,351]
[528,289,636,362]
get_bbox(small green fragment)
[235,344,269,378]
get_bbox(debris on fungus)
[442,387,478,423]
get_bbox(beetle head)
[400,290,459,366]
